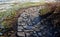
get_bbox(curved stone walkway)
[17,5,60,37]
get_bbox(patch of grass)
[19,2,45,8]
[0,2,45,28]
[0,10,17,28]
[0,4,19,28]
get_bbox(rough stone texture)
[17,4,60,37]
[0,3,60,37]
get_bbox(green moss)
[39,7,51,15]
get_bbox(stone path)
[0,4,60,37]
[17,5,60,37]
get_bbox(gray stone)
[17,32,25,37]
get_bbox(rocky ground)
[17,4,60,37]
[0,3,60,37]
